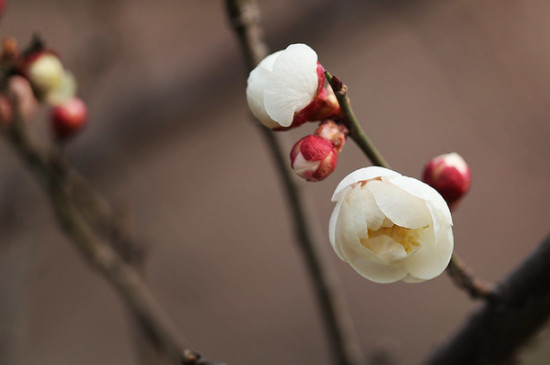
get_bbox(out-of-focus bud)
[422,152,471,207]
[1,37,18,63]
[51,97,88,141]
[24,51,76,104]
[0,76,38,125]
[0,94,11,125]
[314,120,348,153]
[27,52,64,92]
[9,76,37,119]
[290,135,338,182]
[0,0,6,19]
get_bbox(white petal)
[256,51,282,72]
[329,199,345,260]
[368,180,432,229]
[331,167,401,202]
[402,275,425,283]
[339,199,365,248]
[344,186,369,239]
[363,235,408,263]
[387,175,453,225]
[344,249,408,283]
[292,153,321,177]
[263,44,318,126]
[46,71,76,105]
[404,214,453,280]
[246,54,280,128]
[349,185,385,231]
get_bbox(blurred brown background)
[0,0,549,364]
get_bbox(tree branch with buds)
[225,1,364,365]
[0,36,221,365]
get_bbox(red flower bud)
[51,97,88,141]
[314,121,348,153]
[290,135,338,182]
[422,152,471,207]
[0,0,6,19]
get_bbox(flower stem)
[325,71,389,168]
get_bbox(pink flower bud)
[51,97,88,141]
[308,84,342,122]
[0,0,5,19]
[0,94,11,125]
[314,121,348,153]
[290,135,338,182]
[422,152,471,207]
[0,76,38,125]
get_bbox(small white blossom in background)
[422,152,471,208]
[25,51,76,105]
[329,167,453,283]
[246,43,324,129]
[290,135,338,182]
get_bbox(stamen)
[366,225,425,254]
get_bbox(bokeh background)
[1,0,549,364]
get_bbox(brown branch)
[1,101,222,365]
[425,233,550,365]
[325,71,389,168]
[445,253,495,300]
[66,170,146,266]
[225,2,363,365]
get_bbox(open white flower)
[246,43,321,129]
[329,167,453,283]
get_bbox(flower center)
[365,225,423,254]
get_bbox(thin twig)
[325,70,495,301]
[1,101,221,365]
[325,71,389,168]
[446,253,495,300]
[225,1,364,365]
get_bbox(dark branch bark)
[1,99,222,365]
[425,234,550,365]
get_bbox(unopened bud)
[422,152,471,207]
[27,52,64,92]
[0,76,37,124]
[0,0,5,19]
[0,94,11,125]
[25,51,76,104]
[314,121,348,153]
[309,85,342,122]
[290,135,338,182]
[51,97,88,141]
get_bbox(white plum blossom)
[329,167,454,283]
[246,43,322,129]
